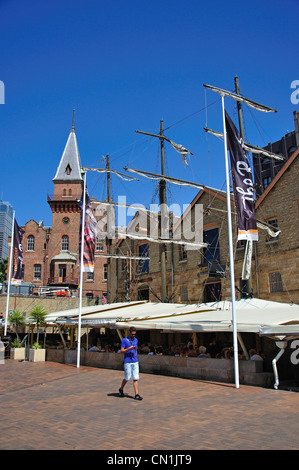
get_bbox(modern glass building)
[0,200,13,260]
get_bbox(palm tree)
[30,304,47,344]
[0,257,8,284]
[9,309,25,344]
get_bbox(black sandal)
[119,388,124,397]
[135,394,143,400]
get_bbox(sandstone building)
[108,143,299,306]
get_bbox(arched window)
[27,235,35,251]
[61,235,69,251]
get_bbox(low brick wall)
[46,349,274,388]
[0,294,90,317]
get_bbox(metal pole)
[77,172,87,368]
[4,210,15,337]
[106,155,111,303]
[159,120,167,302]
[221,95,240,389]
[234,76,253,297]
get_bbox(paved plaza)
[0,360,299,451]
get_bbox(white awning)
[29,298,299,338]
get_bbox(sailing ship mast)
[234,76,253,297]
[204,81,277,388]
[136,120,168,302]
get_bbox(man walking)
[119,327,143,400]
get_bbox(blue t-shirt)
[121,336,138,363]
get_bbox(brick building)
[109,147,299,305]
[20,122,108,300]
[253,110,299,197]
[254,145,299,303]
[16,114,299,306]
[109,187,239,303]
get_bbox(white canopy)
[32,298,299,339]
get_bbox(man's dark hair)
[129,327,136,333]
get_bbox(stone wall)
[46,349,274,388]
[0,294,90,317]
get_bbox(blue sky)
[1,0,298,227]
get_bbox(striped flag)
[79,189,97,272]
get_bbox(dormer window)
[66,164,72,175]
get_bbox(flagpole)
[77,171,87,368]
[221,95,240,389]
[4,211,15,337]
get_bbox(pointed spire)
[72,109,75,132]
[53,112,82,182]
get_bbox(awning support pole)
[116,329,124,341]
[237,332,249,360]
[272,341,287,390]
[58,325,67,349]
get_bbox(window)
[121,258,127,271]
[87,272,94,281]
[66,164,72,175]
[138,287,149,300]
[138,244,149,273]
[270,272,283,293]
[261,157,270,171]
[203,227,220,264]
[288,146,296,157]
[263,176,272,190]
[27,235,35,251]
[203,282,222,302]
[96,236,104,251]
[266,218,279,241]
[180,286,188,302]
[160,243,167,262]
[61,235,69,251]
[34,264,41,281]
[179,244,188,260]
[103,263,108,280]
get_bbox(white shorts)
[124,362,139,381]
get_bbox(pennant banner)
[225,111,258,241]
[11,219,25,285]
[80,189,97,272]
[169,140,193,166]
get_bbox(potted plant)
[29,341,46,362]
[9,310,26,360]
[10,338,26,360]
[29,305,47,362]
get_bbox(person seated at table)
[197,345,208,358]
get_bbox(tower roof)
[53,117,83,183]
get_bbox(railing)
[47,193,82,202]
[48,277,79,285]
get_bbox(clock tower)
[47,115,83,289]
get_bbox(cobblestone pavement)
[1,360,299,451]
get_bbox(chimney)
[293,110,299,147]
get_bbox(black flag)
[11,219,25,284]
[225,111,258,241]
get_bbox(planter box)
[29,348,46,362]
[10,348,26,360]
